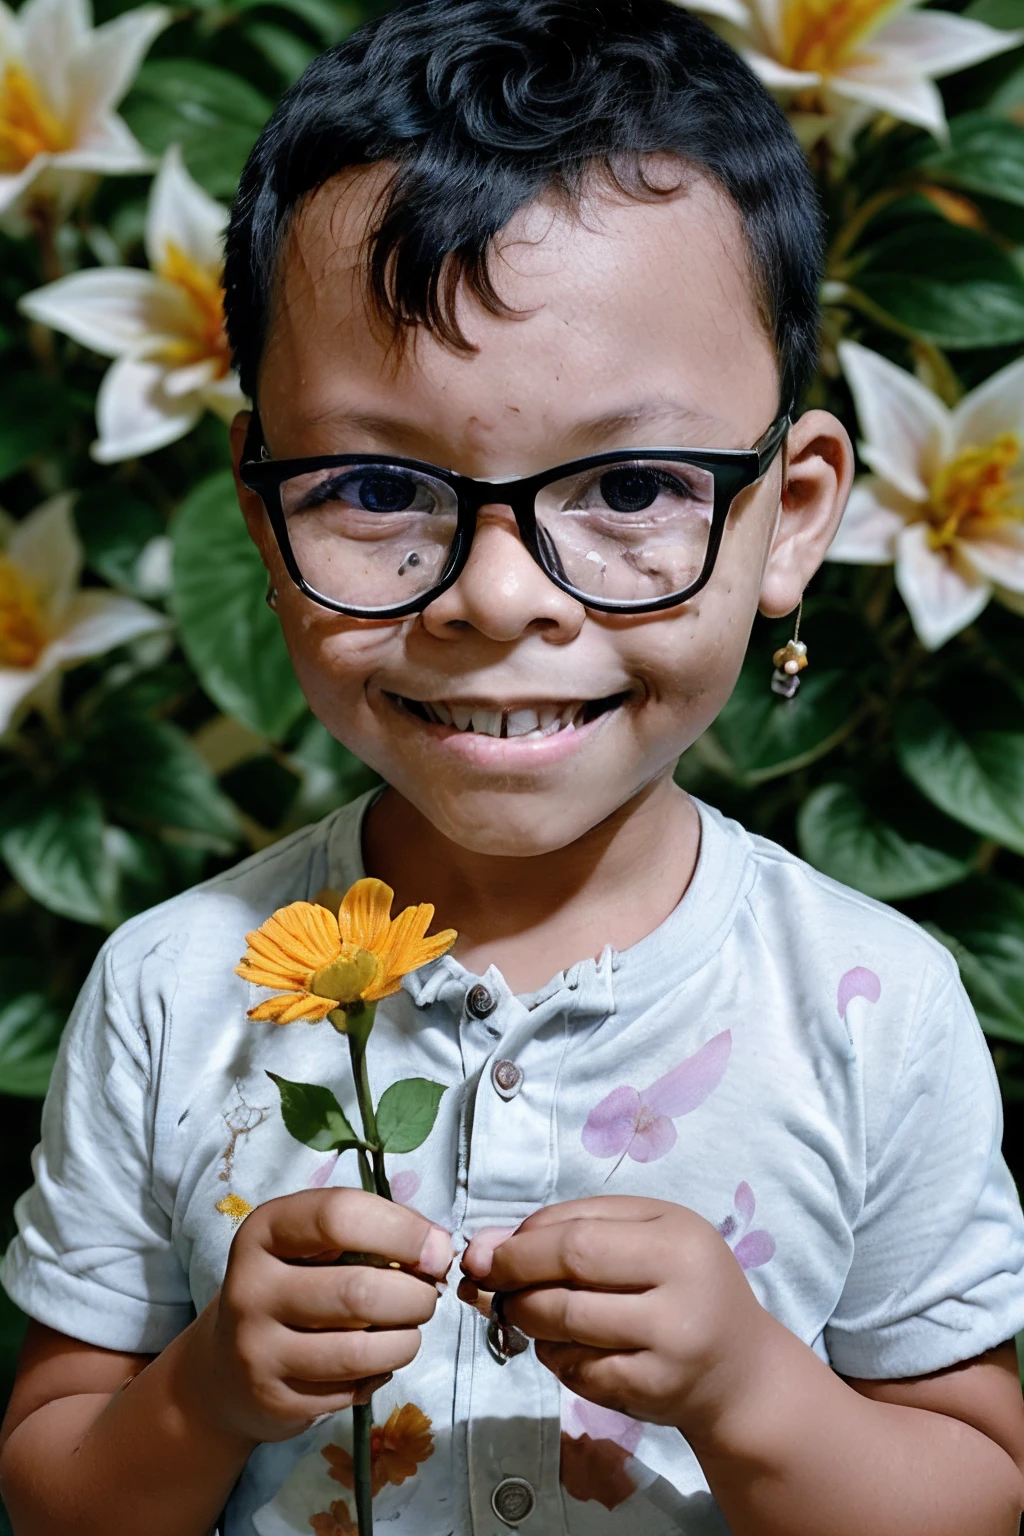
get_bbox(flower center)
[0,64,70,173]
[157,242,233,377]
[927,433,1023,550]
[310,943,381,1004]
[0,554,49,668]
[780,0,904,74]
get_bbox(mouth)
[382,689,633,740]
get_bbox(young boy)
[3,1,1024,1533]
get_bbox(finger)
[252,1189,454,1277]
[279,1325,423,1384]
[477,1219,656,1292]
[461,1225,517,1278]
[275,1264,441,1330]
[455,1277,494,1319]
[513,1197,668,1233]
[534,1340,642,1400]
[502,1285,647,1348]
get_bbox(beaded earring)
[770,599,807,698]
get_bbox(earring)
[265,577,278,611]
[771,598,807,698]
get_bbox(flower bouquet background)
[1,0,1024,1493]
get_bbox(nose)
[420,505,585,644]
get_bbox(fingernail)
[464,1225,516,1277]
[419,1226,454,1278]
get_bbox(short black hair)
[224,0,823,408]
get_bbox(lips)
[384,690,631,740]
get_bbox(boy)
[3,1,1024,1533]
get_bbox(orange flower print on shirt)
[308,1498,356,1535]
[322,1403,434,1497]
[561,1396,641,1511]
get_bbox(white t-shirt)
[4,792,1024,1536]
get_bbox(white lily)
[828,340,1024,651]
[19,145,244,462]
[0,495,167,733]
[678,0,1023,143]
[0,0,167,218]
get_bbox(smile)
[383,690,632,739]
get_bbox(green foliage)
[265,1071,364,1152]
[375,1078,447,1153]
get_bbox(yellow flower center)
[0,64,70,174]
[927,433,1023,550]
[310,944,381,1005]
[157,242,233,378]
[0,554,48,668]
[779,0,904,74]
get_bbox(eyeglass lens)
[278,457,717,609]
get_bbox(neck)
[362,773,701,993]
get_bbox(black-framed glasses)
[239,408,791,619]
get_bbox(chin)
[404,786,611,859]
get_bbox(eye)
[350,470,418,512]
[597,467,665,513]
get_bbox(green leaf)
[923,878,1024,1044]
[284,717,381,827]
[797,783,974,901]
[701,663,861,785]
[82,716,239,847]
[851,221,1024,348]
[0,373,74,479]
[964,0,1024,30]
[244,21,318,84]
[375,1077,446,1154]
[0,960,64,1097]
[265,1071,363,1152]
[0,789,111,925]
[122,61,273,198]
[922,113,1024,210]
[171,471,307,740]
[894,699,1024,855]
[74,485,165,594]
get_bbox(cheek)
[275,605,391,729]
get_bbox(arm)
[0,1189,453,1536]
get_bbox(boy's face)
[234,167,850,857]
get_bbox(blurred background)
[1,0,1024,1499]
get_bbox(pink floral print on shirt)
[717,1182,775,1270]
[837,966,881,1019]
[582,1030,731,1167]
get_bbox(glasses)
[239,409,791,619]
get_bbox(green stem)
[345,1004,392,1199]
[356,1148,375,1194]
[352,1402,374,1536]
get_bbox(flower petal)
[743,49,820,90]
[146,144,227,275]
[365,903,456,999]
[66,5,169,127]
[627,1113,677,1163]
[200,371,247,421]
[19,0,89,115]
[6,494,81,615]
[0,662,50,736]
[894,521,990,650]
[826,479,906,564]
[642,1029,731,1118]
[241,901,342,978]
[873,9,1023,80]
[838,340,949,499]
[962,524,1024,596]
[92,354,200,462]
[733,1230,776,1270]
[565,1396,643,1454]
[734,1181,756,1228]
[828,67,948,139]
[43,589,167,664]
[20,268,192,359]
[248,992,334,1024]
[951,354,1024,452]
[581,1085,641,1159]
[672,0,751,24]
[338,877,395,953]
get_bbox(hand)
[460,1196,768,1437]
[187,1188,454,1444]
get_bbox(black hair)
[223,0,823,408]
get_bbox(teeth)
[506,708,540,737]
[470,709,503,737]
[433,703,452,726]
[537,706,559,732]
[450,705,473,731]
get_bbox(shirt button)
[491,1476,536,1526]
[492,1058,523,1099]
[465,983,496,1019]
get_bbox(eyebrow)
[300,397,732,459]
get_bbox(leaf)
[122,61,273,198]
[894,699,1024,855]
[375,1077,446,1154]
[0,960,64,1097]
[0,789,111,925]
[922,114,1024,210]
[171,471,307,740]
[284,716,381,827]
[74,485,165,594]
[701,663,861,785]
[82,716,239,847]
[922,878,1024,1044]
[797,783,974,900]
[265,1072,363,1152]
[851,221,1024,348]
[0,373,74,479]
[244,21,318,84]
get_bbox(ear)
[230,409,274,565]
[758,408,855,619]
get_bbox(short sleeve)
[0,940,194,1353]
[825,965,1024,1379]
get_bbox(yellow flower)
[322,1403,435,1496]
[235,878,457,1025]
[215,1193,254,1223]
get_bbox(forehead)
[259,164,779,459]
